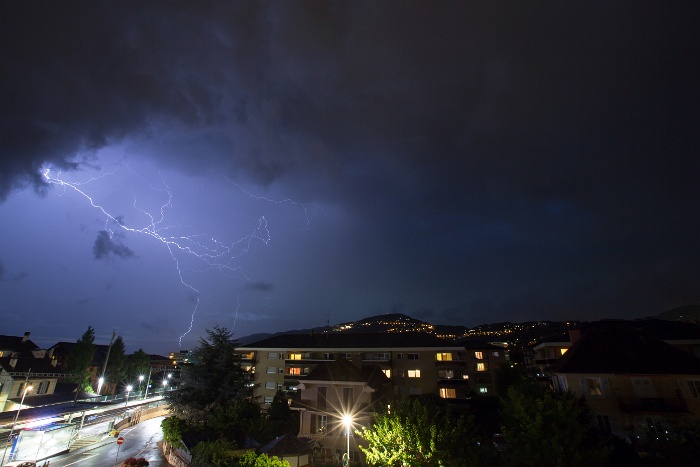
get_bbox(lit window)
[436,352,453,361]
[382,369,391,379]
[585,378,603,396]
[264,396,274,404]
[265,381,276,389]
[408,369,421,378]
[492,351,500,357]
[315,415,327,433]
[439,388,456,399]
[474,351,483,359]
[289,367,302,376]
[479,387,488,394]
[267,352,278,359]
[290,353,303,360]
[438,370,454,379]
[266,366,276,374]
[477,362,487,372]
[560,348,568,356]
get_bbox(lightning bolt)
[42,162,313,348]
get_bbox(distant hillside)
[239,307,698,348]
[656,305,700,322]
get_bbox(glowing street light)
[162,379,168,394]
[124,385,133,408]
[342,414,353,467]
[1,383,33,465]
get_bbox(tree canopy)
[64,326,97,392]
[500,381,611,466]
[165,326,252,426]
[358,395,494,466]
[105,335,127,390]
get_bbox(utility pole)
[97,330,115,395]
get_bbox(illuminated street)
[45,417,168,467]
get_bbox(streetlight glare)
[126,385,133,392]
[342,414,353,427]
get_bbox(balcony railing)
[617,397,688,414]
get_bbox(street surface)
[45,417,169,467]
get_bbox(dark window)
[318,387,327,410]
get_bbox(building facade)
[237,332,473,408]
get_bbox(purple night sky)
[1,1,698,354]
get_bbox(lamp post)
[143,368,152,400]
[97,330,116,395]
[162,379,168,394]
[124,385,133,408]
[342,414,353,467]
[138,375,145,397]
[1,383,33,465]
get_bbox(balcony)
[617,397,689,414]
[435,360,467,367]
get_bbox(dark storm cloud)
[93,231,135,260]
[0,1,698,329]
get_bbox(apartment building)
[0,333,61,412]
[293,359,390,465]
[460,340,509,397]
[237,332,472,407]
[550,322,700,439]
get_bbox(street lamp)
[1,384,33,465]
[138,375,145,396]
[342,414,353,467]
[124,385,133,408]
[162,379,168,394]
[143,368,152,400]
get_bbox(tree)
[161,416,188,450]
[64,326,97,392]
[105,335,127,391]
[165,326,253,425]
[125,349,152,389]
[500,381,611,466]
[235,451,289,467]
[358,396,494,466]
[267,391,298,438]
[191,438,239,466]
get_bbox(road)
[45,417,170,467]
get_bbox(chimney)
[568,329,582,344]
[22,332,31,343]
[10,357,18,368]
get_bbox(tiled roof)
[304,360,390,388]
[0,334,39,353]
[458,338,504,350]
[554,322,700,375]
[0,356,57,374]
[240,332,460,349]
[260,433,312,456]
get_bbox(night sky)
[1,1,698,355]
